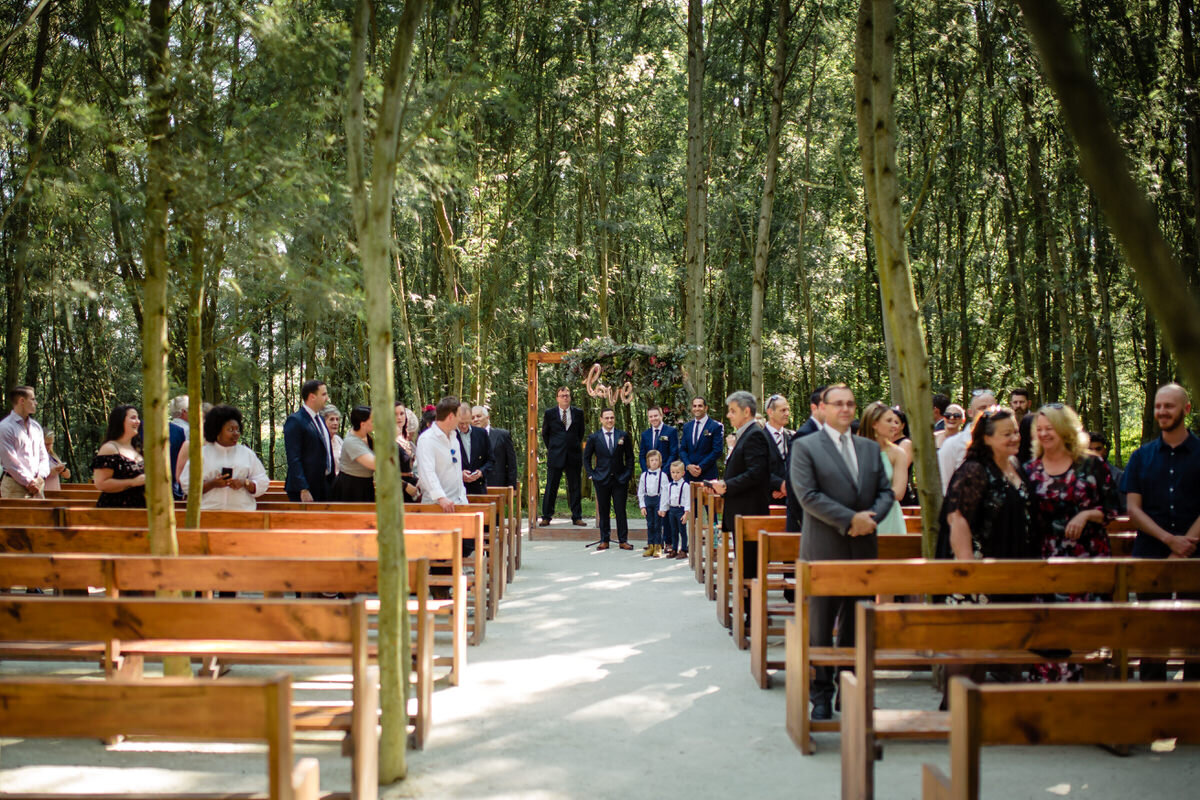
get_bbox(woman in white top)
[321,405,343,476]
[180,404,269,511]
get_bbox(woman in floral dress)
[90,404,146,508]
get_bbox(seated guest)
[91,404,146,508]
[42,430,70,492]
[321,405,343,477]
[395,402,420,501]
[180,404,269,511]
[333,406,377,502]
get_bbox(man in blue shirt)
[1121,382,1200,681]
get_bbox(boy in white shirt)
[664,460,692,559]
[638,450,670,557]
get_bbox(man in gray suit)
[789,383,894,721]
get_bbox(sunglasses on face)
[944,413,963,419]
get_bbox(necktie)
[461,431,472,462]
[562,408,569,429]
[653,427,660,443]
[606,431,613,451]
[693,421,701,447]
[314,412,331,473]
[774,430,785,458]
[839,432,858,482]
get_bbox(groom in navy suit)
[584,408,635,550]
[639,405,679,473]
[680,396,723,482]
[284,379,334,502]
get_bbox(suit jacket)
[283,406,333,497]
[790,429,894,561]
[764,426,791,492]
[680,416,723,480]
[720,424,774,532]
[584,428,634,487]
[785,420,819,531]
[542,406,585,469]
[457,425,493,491]
[795,417,820,437]
[639,425,680,473]
[486,426,519,488]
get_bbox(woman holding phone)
[180,404,269,511]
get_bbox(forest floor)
[2,537,1197,799]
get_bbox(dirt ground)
[2,537,1197,799]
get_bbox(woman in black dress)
[91,405,146,508]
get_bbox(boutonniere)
[617,437,625,446]
[660,435,669,442]
[704,430,713,437]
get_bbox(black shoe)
[834,692,841,713]
[538,518,552,527]
[811,699,833,721]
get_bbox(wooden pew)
[0,674,320,800]
[749,530,802,687]
[0,596,378,800]
[0,525,469,687]
[486,485,518,586]
[0,552,439,748]
[922,679,1200,800]
[785,556,1200,756]
[841,601,1200,800]
[728,515,789,644]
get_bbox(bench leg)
[352,665,380,800]
[412,609,433,750]
[840,671,871,800]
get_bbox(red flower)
[653,379,660,387]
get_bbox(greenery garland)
[561,338,693,422]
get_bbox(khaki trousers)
[1,473,42,499]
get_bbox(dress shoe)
[573,519,587,526]
[596,542,610,551]
[618,542,634,550]
[664,548,676,558]
[811,699,833,721]
[538,518,551,527]
[674,551,688,559]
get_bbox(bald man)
[1122,382,1200,681]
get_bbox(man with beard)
[1122,382,1200,681]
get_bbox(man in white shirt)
[416,396,468,511]
[764,394,791,501]
[937,389,996,493]
[0,385,49,498]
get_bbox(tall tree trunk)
[750,0,790,402]
[684,0,708,394]
[857,0,942,559]
[184,220,205,529]
[394,253,424,409]
[433,196,464,396]
[1018,0,1200,395]
[346,0,427,782]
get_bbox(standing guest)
[932,393,951,432]
[283,379,334,502]
[1011,388,1033,465]
[540,386,586,526]
[456,401,493,496]
[1088,431,1126,513]
[180,404,269,511]
[709,391,773,580]
[639,405,679,474]
[938,389,997,493]
[664,460,692,559]
[395,403,420,502]
[859,402,910,534]
[415,396,469,514]
[889,407,918,505]
[934,406,1036,706]
[764,394,791,504]
[91,404,146,508]
[0,385,49,498]
[584,408,635,551]
[794,387,826,438]
[321,405,343,478]
[174,401,212,488]
[680,396,723,482]
[638,449,669,557]
[419,405,436,436]
[168,395,189,499]
[1024,403,1119,682]
[1121,383,1200,682]
[42,431,70,492]
[934,404,965,448]
[474,405,518,491]
[333,406,378,502]
[790,384,895,721]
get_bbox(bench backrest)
[0,674,313,800]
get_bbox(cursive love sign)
[583,363,635,405]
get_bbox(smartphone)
[221,467,233,479]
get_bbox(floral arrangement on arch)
[562,338,694,424]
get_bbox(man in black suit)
[283,379,334,502]
[583,408,635,550]
[473,405,518,490]
[540,386,586,526]
[786,386,825,532]
[763,394,792,503]
[455,401,493,496]
[710,391,773,579]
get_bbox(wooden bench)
[0,552,438,749]
[0,525,469,688]
[841,600,1200,800]
[727,515,789,644]
[0,674,320,800]
[922,678,1200,800]
[0,595,378,800]
[486,485,518,586]
[785,556,1200,755]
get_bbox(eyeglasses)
[826,401,856,409]
[944,413,963,419]
[1042,402,1066,410]
[971,389,991,397]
